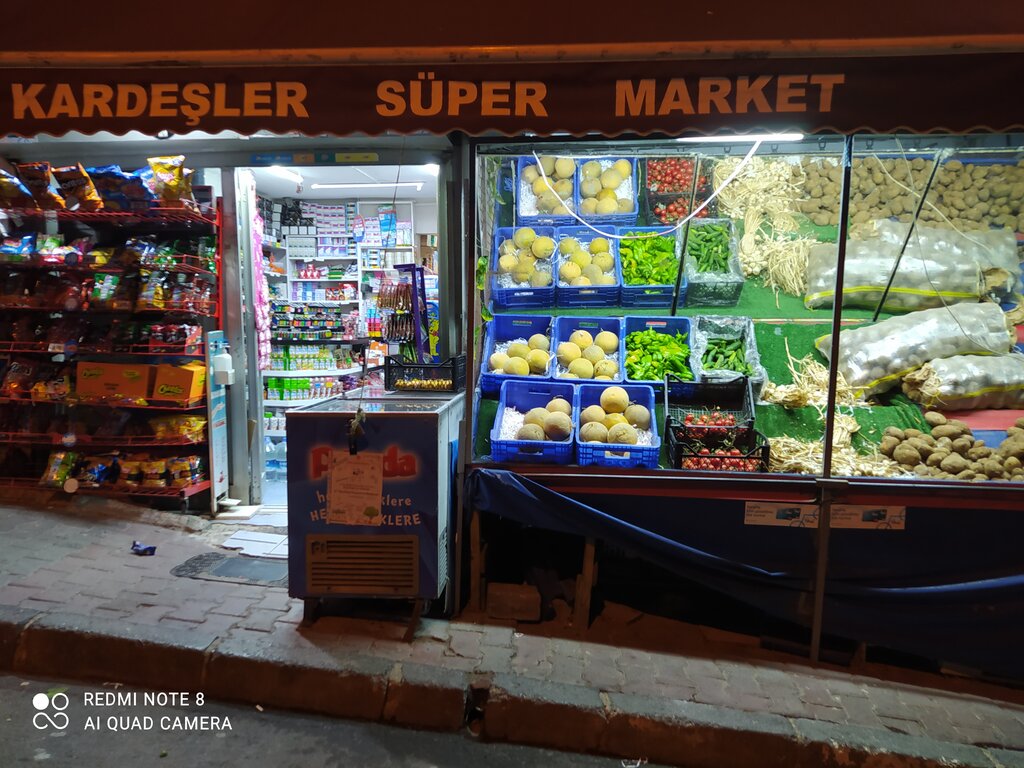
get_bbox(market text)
[615,74,845,116]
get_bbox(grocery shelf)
[263,398,334,408]
[0,477,211,498]
[261,366,365,378]
[1,207,216,227]
[0,432,206,447]
[271,336,371,345]
[265,430,288,438]
[288,256,357,261]
[0,341,204,357]
[292,277,358,282]
[0,396,207,411]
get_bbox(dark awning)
[1,53,1022,138]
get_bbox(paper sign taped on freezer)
[327,451,384,526]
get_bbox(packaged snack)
[167,456,193,487]
[117,459,144,487]
[147,156,187,204]
[39,236,92,266]
[136,271,170,310]
[40,451,77,487]
[39,275,90,311]
[75,455,115,487]
[84,247,118,269]
[0,234,36,261]
[0,169,38,209]
[123,237,157,265]
[141,459,168,488]
[52,163,103,211]
[1,359,38,397]
[86,165,156,212]
[90,274,121,305]
[15,162,65,210]
[31,366,71,402]
[149,415,207,442]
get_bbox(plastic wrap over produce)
[803,221,1019,311]
[903,353,1024,410]
[816,302,1014,398]
[690,316,767,393]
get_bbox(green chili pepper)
[625,329,693,381]
[619,232,681,286]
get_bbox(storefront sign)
[1,53,1021,137]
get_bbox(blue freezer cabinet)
[286,393,464,620]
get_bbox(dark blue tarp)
[467,468,1024,680]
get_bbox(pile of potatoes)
[796,156,1024,233]
[880,412,1024,482]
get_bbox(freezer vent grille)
[306,535,419,596]
[437,536,449,591]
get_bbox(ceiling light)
[676,133,805,143]
[310,182,424,191]
[267,166,304,184]
[424,163,440,177]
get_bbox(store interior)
[247,163,441,507]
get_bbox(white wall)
[414,202,439,237]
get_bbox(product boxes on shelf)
[622,316,693,389]
[75,362,155,400]
[552,226,622,308]
[491,226,556,310]
[683,218,744,307]
[575,156,639,226]
[490,380,577,465]
[575,383,661,469]
[479,314,554,396]
[616,226,686,308]
[152,362,207,403]
[552,316,626,382]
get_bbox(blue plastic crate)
[479,314,554,396]
[622,316,693,389]
[616,226,685,308]
[552,226,622,308]
[575,157,640,226]
[490,226,556,310]
[514,156,576,227]
[552,316,626,382]
[576,383,661,468]
[490,379,578,465]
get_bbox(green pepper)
[624,329,693,381]
[619,232,681,286]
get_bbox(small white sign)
[830,504,906,530]
[327,450,384,526]
[744,502,819,528]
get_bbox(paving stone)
[447,628,484,660]
[209,596,258,617]
[238,608,287,633]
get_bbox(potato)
[982,459,1005,478]
[879,436,900,457]
[940,453,969,474]
[952,436,974,455]
[893,443,922,466]
[1005,456,1022,472]
[907,438,933,459]
[967,446,993,461]
[926,450,948,467]
[930,424,964,440]
[883,427,906,441]
[924,411,947,427]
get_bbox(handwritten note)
[327,451,384,526]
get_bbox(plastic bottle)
[275,438,288,474]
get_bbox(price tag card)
[744,502,820,528]
[831,505,906,530]
[327,451,384,526]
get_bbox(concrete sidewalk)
[0,495,1023,768]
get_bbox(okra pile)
[702,338,754,376]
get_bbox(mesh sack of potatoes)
[816,302,1015,399]
[804,221,1019,311]
[689,315,767,393]
[902,353,1024,410]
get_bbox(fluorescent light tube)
[676,133,805,143]
[310,182,424,191]
[267,165,304,184]
[424,163,440,176]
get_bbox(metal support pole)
[810,135,855,662]
[871,150,946,322]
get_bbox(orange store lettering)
[615,74,845,116]
[9,82,310,126]
[376,73,548,118]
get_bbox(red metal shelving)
[0,396,206,411]
[0,432,206,448]
[1,207,217,227]
[0,341,204,357]
[0,255,217,278]
[0,477,211,499]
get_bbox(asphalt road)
[0,675,646,768]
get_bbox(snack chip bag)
[87,165,156,212]
[0,169,38,209]
[75,455,115,487]
[147,156,187,204]
[141,459,168,487]
[118,459,143,487]
[0,234,36,259]
[16,162,65,210]
[52,163,103,211]
[40,451,78,488]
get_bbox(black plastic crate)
[667,426,769,473]
[663,374,754,442]
[385,354,467,393]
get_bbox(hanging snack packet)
[147,156,187,205]
[0,169,38,209]
[87,165,156,212]
[40,451,77,487]
[16,162,65,210]
[52,163,103,211]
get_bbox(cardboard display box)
[75,362,155,400]
[152,362,207,403]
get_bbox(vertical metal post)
[810,135,855,663]
[453,136,473,615]
[221,168,258,505]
